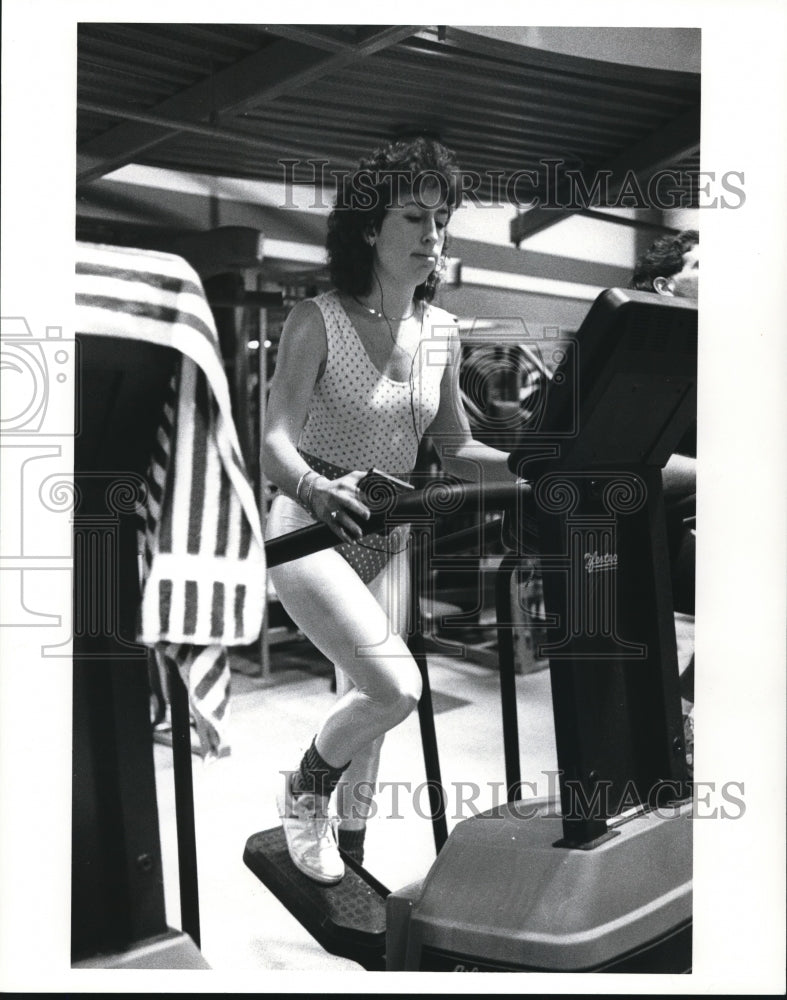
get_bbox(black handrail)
[264,482,528,566]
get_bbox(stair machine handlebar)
[264,480,533,567]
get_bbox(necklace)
[352,295,416,322]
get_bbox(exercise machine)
[71,333,210,968]
[243,288,697,972]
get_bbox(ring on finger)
[330,510,339,522]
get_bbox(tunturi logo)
[584,551,618,573]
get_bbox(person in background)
[263,137,519,884]
[631,228,699,299]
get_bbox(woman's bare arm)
[263,300,369,536]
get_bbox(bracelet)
[295,469,312,505]
[296,470,317,509]
[300,471,326,513]
[302,472,318,511]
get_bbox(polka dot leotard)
[298,289,457,581]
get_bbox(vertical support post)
[258,305,271,681]
[495,553,523,801]
[167,659,201,949]
[408,528,448,854]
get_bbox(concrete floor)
[152,635,557,973]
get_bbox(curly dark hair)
[326,136,462,302]
[630,229,699,292]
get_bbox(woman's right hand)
[309,471,371,541]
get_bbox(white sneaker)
[276,775,345,885]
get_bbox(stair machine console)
[243,288,697,972]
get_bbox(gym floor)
[152,634,557,972]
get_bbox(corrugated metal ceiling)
[76,24,701,239]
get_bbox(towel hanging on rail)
[76,241,265,757]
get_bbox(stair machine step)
[243,827,388,970]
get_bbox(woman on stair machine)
[263,136,517,884]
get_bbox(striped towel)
[75,242,266,757]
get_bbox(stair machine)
[71,236,283,967]
[71,335,212,968]
[242,289,698,972]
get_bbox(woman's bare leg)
[333,545,411,833]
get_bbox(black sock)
[292,736,350,799]
[338,826,366,865]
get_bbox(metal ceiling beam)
[78,99,354,162]
[298,25,434,49]
[258,25,354,53]
[77,25,424,185]
[509,105,701,244]
[577,209,683,233]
